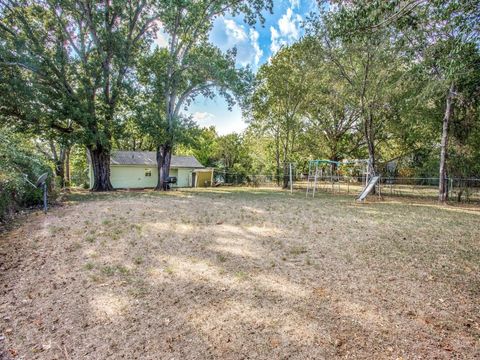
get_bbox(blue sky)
[178,0,318,135]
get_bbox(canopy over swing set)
[305,159,380,200]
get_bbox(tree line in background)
[248,0,480,200]
[0,0,479,218]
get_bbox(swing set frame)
[305,159,372,198]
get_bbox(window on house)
[145,169,152,177]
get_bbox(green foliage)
[320,0,480,199]
[0,0,162,190]
[0,130,52,221]
[248,46,309,184]
[135,41,255,146]
[176,126,219,167]
[69,146,89,187]
[128,0,271,189]
[215,133,253,180]
[1,0,479,195]
[1,0,147,142]
[239,0,480,184]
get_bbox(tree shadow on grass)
[1,190,479,358]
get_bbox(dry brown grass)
[1,187,479,359]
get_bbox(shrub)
[0,130,53,221]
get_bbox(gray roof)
[110,151,204,168]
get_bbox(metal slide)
[356,176,380,201]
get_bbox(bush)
[0,131,53,222]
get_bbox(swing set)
[305,159,373,198]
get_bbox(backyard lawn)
[1,188,479,359]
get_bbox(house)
[88,151,213,189]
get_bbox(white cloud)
[210,18,263,67]
[155,18,263,67]
[270,27,284,53]
[249,28,263,66]
[278,8,302,40]
[269,8,303,55]
[192,111,216,126]
[224,19,248,42]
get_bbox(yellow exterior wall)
[195,170,213,187]
[89,166,194,189]
[110,166,158,188]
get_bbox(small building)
[88,151,213,189]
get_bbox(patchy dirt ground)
[1,188,479,359]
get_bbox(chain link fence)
[212,170,480,203]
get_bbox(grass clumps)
[101,264,130,277]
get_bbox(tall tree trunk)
[282,149,288,189]
[54,160,65,188]
[65,147,71,186]
[361,110,377,195]
[367,144,376,178]
[364,112,376,179]
[439,84,455,203]
[282,162,289,189]
[156,144,172,191]
[46,140,66,188]
[89,144,114,191]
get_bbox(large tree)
[319,0,480,200]
[307,11,405,179]
[136,43,254,189]
[175,126,219,167]
[0,0,160,190]
[215,133,252,182]
[250,46,308,187]
[0,63,77,187]
[408,2,480,202]
[299,37,364,162]
[149,0,271,190]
